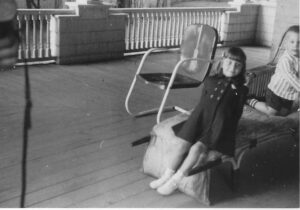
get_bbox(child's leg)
[247,89,283,116]
[157,141,207,195]
[150,139,191,189]
[176,141,207,175]
[248,98,278,115]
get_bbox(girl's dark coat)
[175,75,249,156]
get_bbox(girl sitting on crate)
[150,47,249,195]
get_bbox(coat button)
[220,89,224,93]
[210,94,214,99]
[214,87,218,91]
[217,96,221,100]
[218,81,222,85]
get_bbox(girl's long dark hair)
[214,47,247,86]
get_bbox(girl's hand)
[245,72,256,86]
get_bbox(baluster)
[215,11,219,28]
[184,12,188,31]
[212,11,215,27]
[17,14,23,60]
[136,13,140,50]
[38,14,44,58]
[188,11,192,26]
[205,11,208,25]
[175,12,179,46]
[210,11,213,26]
[158,12,163,47]
[170,12,175,46]
[153,12,159,47]
[140,12,145,49]
[200,11,203,25]
[220,11,226,41]
[167,11,173,46]
[179,12,184,44]
[162,12,167,47]
[155,12,160,47]
[24,14,30,59]
[187,11,190,26]
[31,14,37,59]
[145,12,149,49]
[131,13,136,50]
[176,12,180,45]
[125,13,130,51]
[160,12,163,47]
[216,11,220,32]
[169,12,172,46]
[45,14,51,57]
[217,11,222,32]
[150,12,154,48]
[207,11,210,26]
[155,12,158,47]
[212,11,215,28]
[166,12,169,47]
[192,11,196,24]
[217,11,220,29]
[161,12,164,47]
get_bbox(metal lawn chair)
[125,24,218,123]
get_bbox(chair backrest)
[179,24,218,82]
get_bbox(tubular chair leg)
[125,75,187,122]
[124,77,177,118]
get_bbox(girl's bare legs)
[150,139,191,189]
[176,141,207,175]
[157,141,207,195]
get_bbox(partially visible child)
[247,25,300,116]
[149,47,249,195]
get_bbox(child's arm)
[278,58,300,91]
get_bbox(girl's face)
[286,31,300,57]
[222,57,243,78]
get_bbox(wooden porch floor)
[0,46,298,208]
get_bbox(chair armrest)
[247,64,275,99]
[135,48,180,75]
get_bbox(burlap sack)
[142,113,212,205]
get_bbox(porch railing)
[110,7,236,52]
[17,9,75,63]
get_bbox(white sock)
[172,169,185,182]
[149,168,175,189]
[247,98,258,108]
[156,170,185,195]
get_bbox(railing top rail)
[110,7,236,13]
[17,9,75,15]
